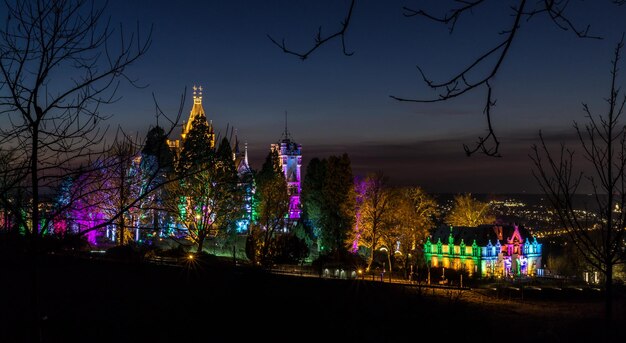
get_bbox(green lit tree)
[171,113,215,253]
[212,137,245,250]
[171,129,243,254]
[301,157,326,250]
[247,149,289,265]
[301,154,355,259]
[321,154,356,256]
[177,115,213,175]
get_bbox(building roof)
[430,224,535,246]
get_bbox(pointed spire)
[233,128,240,154]
[282,110,291,140]
[244,141,249,165]
[183,84,206,140]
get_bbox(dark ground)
[0,253,623,343]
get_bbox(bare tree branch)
[402,0,487,34]
[394,0,607,156]
[267,0,355,60]
[530,37,626,321]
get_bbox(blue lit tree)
[139,126,176,241]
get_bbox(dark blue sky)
[101,0,626,194]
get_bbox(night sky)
[94,1,626,194]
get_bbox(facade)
[424,224,543,278]
[233,137,254,233]
[270,126,302,222]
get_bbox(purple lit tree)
[348,171,396,272]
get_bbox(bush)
[312,249,366,272]
[158,244,188,258]
[105,244,145,262]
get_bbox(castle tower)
[271,113,302,221]
[169,85,215,150]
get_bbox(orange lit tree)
[445,193,495,227]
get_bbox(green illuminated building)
[424,224,543,278]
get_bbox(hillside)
[1,253,623,342]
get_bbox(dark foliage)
[273,233,309,264]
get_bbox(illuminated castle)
[233,133,254,233]
[168,85,215,151]
[270,118,301,221]
[424,224,543,278]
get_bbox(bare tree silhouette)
[531,37,626,321]
[0,0,151,248]
[0,2,154,339]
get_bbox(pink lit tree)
[348,171,396,272]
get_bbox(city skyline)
[67,1,626,194]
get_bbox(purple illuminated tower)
[271,113,302,222]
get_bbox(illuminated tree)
[445,193,495,227]
[389,186,439,274]
[138,126,176,241]
[350,172,396,271]
[301,157,326,241]
[212,137,245,249]
[321,154,355,255]
[531,39,626,321]
[171,119,242,254]
[247,149,289,265]
[55,130,146,246]
[0,0,151,248]
[301,154,355,257]
[104,132,144,245]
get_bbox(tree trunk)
[367,243,375,272]
[119,215,126,246]
[31,127,39,242]
[605,263,613,321]
[197,233,205,254]
[30,124,42,341]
